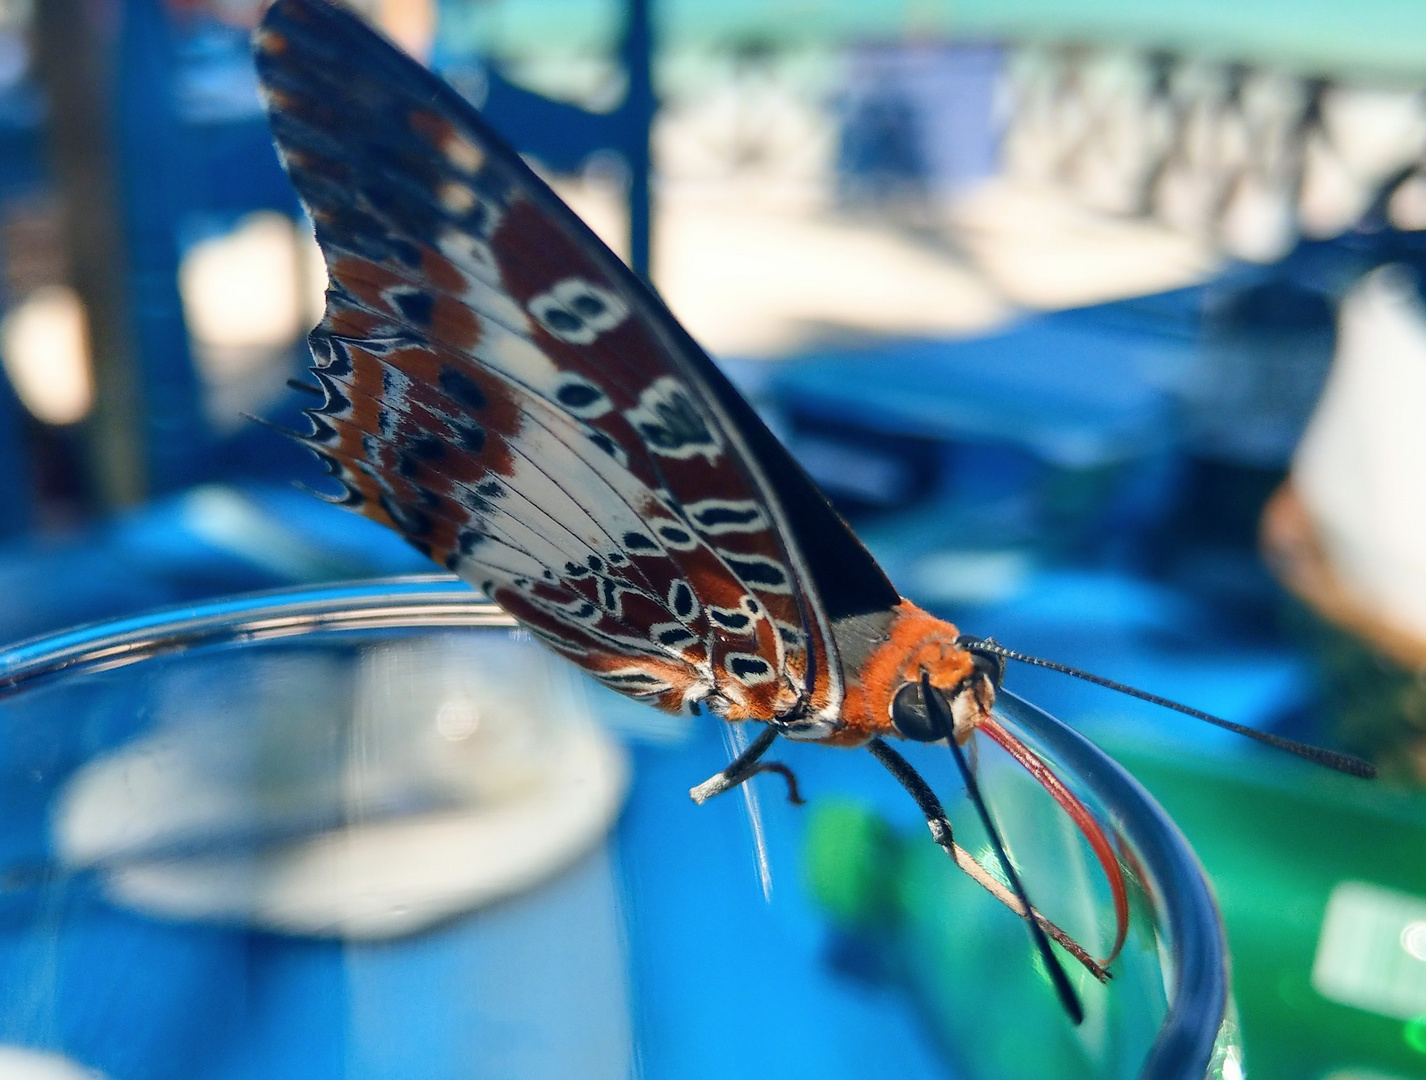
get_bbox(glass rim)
[0,574,504,699]
[0,575,1228,1077]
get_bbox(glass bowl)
[0,576,1230,1080]
[800,688,1237,1079]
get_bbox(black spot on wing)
[669,581,697,619]
[542,307,581,335]
[569,291,607,319]
[392,288,435,325]
[454,420,486,454]
[407,432,445,461]
[598,669,669,689]
[694,504,762,529]
[587,431,624,462]
[728,655,772,680]
[459,487,495,515]
[709,608,751,632]
[557,383,601,408]
[723,555,787,589]
[439,366,486,410]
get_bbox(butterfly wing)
[254,0,900,734]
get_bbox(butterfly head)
[838,602,1002,746]
[887,639,1003,744]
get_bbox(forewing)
[254,0,900,728]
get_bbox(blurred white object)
[1298,132,1377,239]
[0,1047,107,1080]
[1300,88,1426,238]
[1320,87,1426,187]
[1219,71,1309,263]
[1293,266,1426,642]
[1219,175,1297,264]
[1313,880,1426,1022]
[657,181,1008,353]
[0,285,94,426]
[951,178,1219,309]
[1000,46,1076,185]
[180,212,320,353]
[1004,48,1310,265]
[1075,54,1172,216]
[1388,172,1426,231]
[55,635,629,938]
[1152,62,1237,237]
[1004,48,1177,218]
[181,211,326,429]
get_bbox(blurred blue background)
[1,0,1426,1076]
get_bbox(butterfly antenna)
[921,673,1085,1025]
[961,638,1376,780]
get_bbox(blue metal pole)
[620,0,655,281]
[115,0,208,496]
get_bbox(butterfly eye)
[890,681,943,743]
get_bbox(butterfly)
[253,0,1375,1023]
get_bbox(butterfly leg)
[689,725,805,806]
[866,738,1110,983]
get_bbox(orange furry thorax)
[825,600,978,746]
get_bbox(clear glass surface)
[0,577,1231,1080]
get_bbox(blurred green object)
[805,735,1426,1080]
[1099,735,1426,1080]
